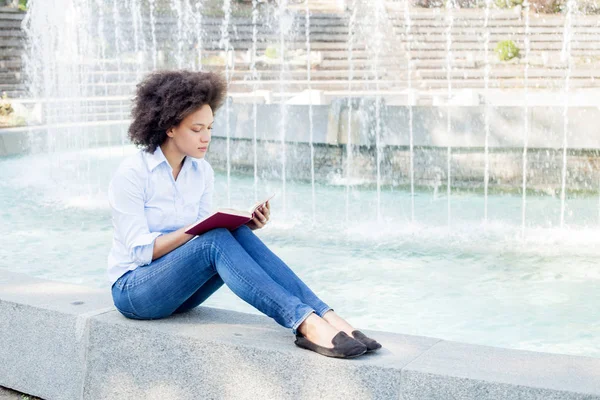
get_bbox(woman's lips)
[198,147,208,151]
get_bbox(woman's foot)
[321,310,357,337]
[295,312,367,358]
[297,312,342,348]
[322,310,382,352]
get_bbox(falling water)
[374,0,383,222]
[171,0,184,69]
[278,0,288,214]
[404,0,414,223]
[182,0,194,69]
[149,0,158,70]
[251,0,259,203]
[483,0,492,223]
[72,1,93,192]
[111,0,125,150]
[194,1,203,70]
[130,0,146,82]
[305,0,316,225]
[95,0,110,143]
[220,0,232,206]
[345,0,357,225]
[445,0,455,226]
[521,0,531,237]
[560,0,575,228]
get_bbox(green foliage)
[494,0,523,8]
[264,45,280,59]
[495,40,520,61]
[0,92,14,117]
[18,0,27,11]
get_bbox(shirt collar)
[145,145,201,172]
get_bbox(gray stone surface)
[400,340,600,399]
[1,270,600,400]
[83,307,433,400]
[0,271,112,400]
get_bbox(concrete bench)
[1,269,599,400]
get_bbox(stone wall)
[2,101,600,192]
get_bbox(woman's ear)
[166,127,174,138]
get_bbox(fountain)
[521,0,531,237]
[560,0,576,228]
[483,0,492,223]
[2,0,600,362]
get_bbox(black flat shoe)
[294,331,368,359]
[351,330,382,352]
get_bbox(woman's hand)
[246,200,271,230]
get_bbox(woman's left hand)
[246,200,271,230]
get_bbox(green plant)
[18,0,27,11]
[494,0,522,8]
[264,45,280,59]
[0,92,14,117]
[495,40,520,61]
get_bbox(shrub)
[0,93,14,117]
[265,45,280,59]
[494,0,523,8]
[527,0,565,12]
[495,40,520,61]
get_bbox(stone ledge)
[0,269,599,400]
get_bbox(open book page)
[248,193,276,215]
[185,193,276,236]
[216,208,252,218]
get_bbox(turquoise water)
[1,144,599,358]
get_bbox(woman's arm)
[151,226,195,261]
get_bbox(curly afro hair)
[128,70,227,153]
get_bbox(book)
[185,193,276,236]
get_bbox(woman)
[108,70,382,359]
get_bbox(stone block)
[0,270,114,400]
[401,340,600,399]
[83,307,436,400]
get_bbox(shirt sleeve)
[108,166,162,266]
[197,162,215,220]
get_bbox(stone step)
[120,23,351,35]
[392,26,600,35]
[0,59,21,70]
[321,48,597,60]
[319,59,411,69]
[415,78,600,89]
[0,19,21,29]
[0,38,23,48]
[386,11,596,23]
[0,71,20,83]
[201,40,368,51]
[390,19,598,32]
[0,89,26,98]
[153,14,349,26]
[0,30,24,38]
[84,68,396,82]
[395,40,600,51]
[416,67,600,79]
[0,11,25,21]
[391,30,600,42]
[0,82,25,92]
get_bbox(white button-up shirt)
[107,146,214,286]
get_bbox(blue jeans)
[111,225,333,335]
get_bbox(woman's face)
[168,104,214,159]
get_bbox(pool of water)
[1,144,599,358]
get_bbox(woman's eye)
[208,127,213,130]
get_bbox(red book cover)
[185,194,275,236]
